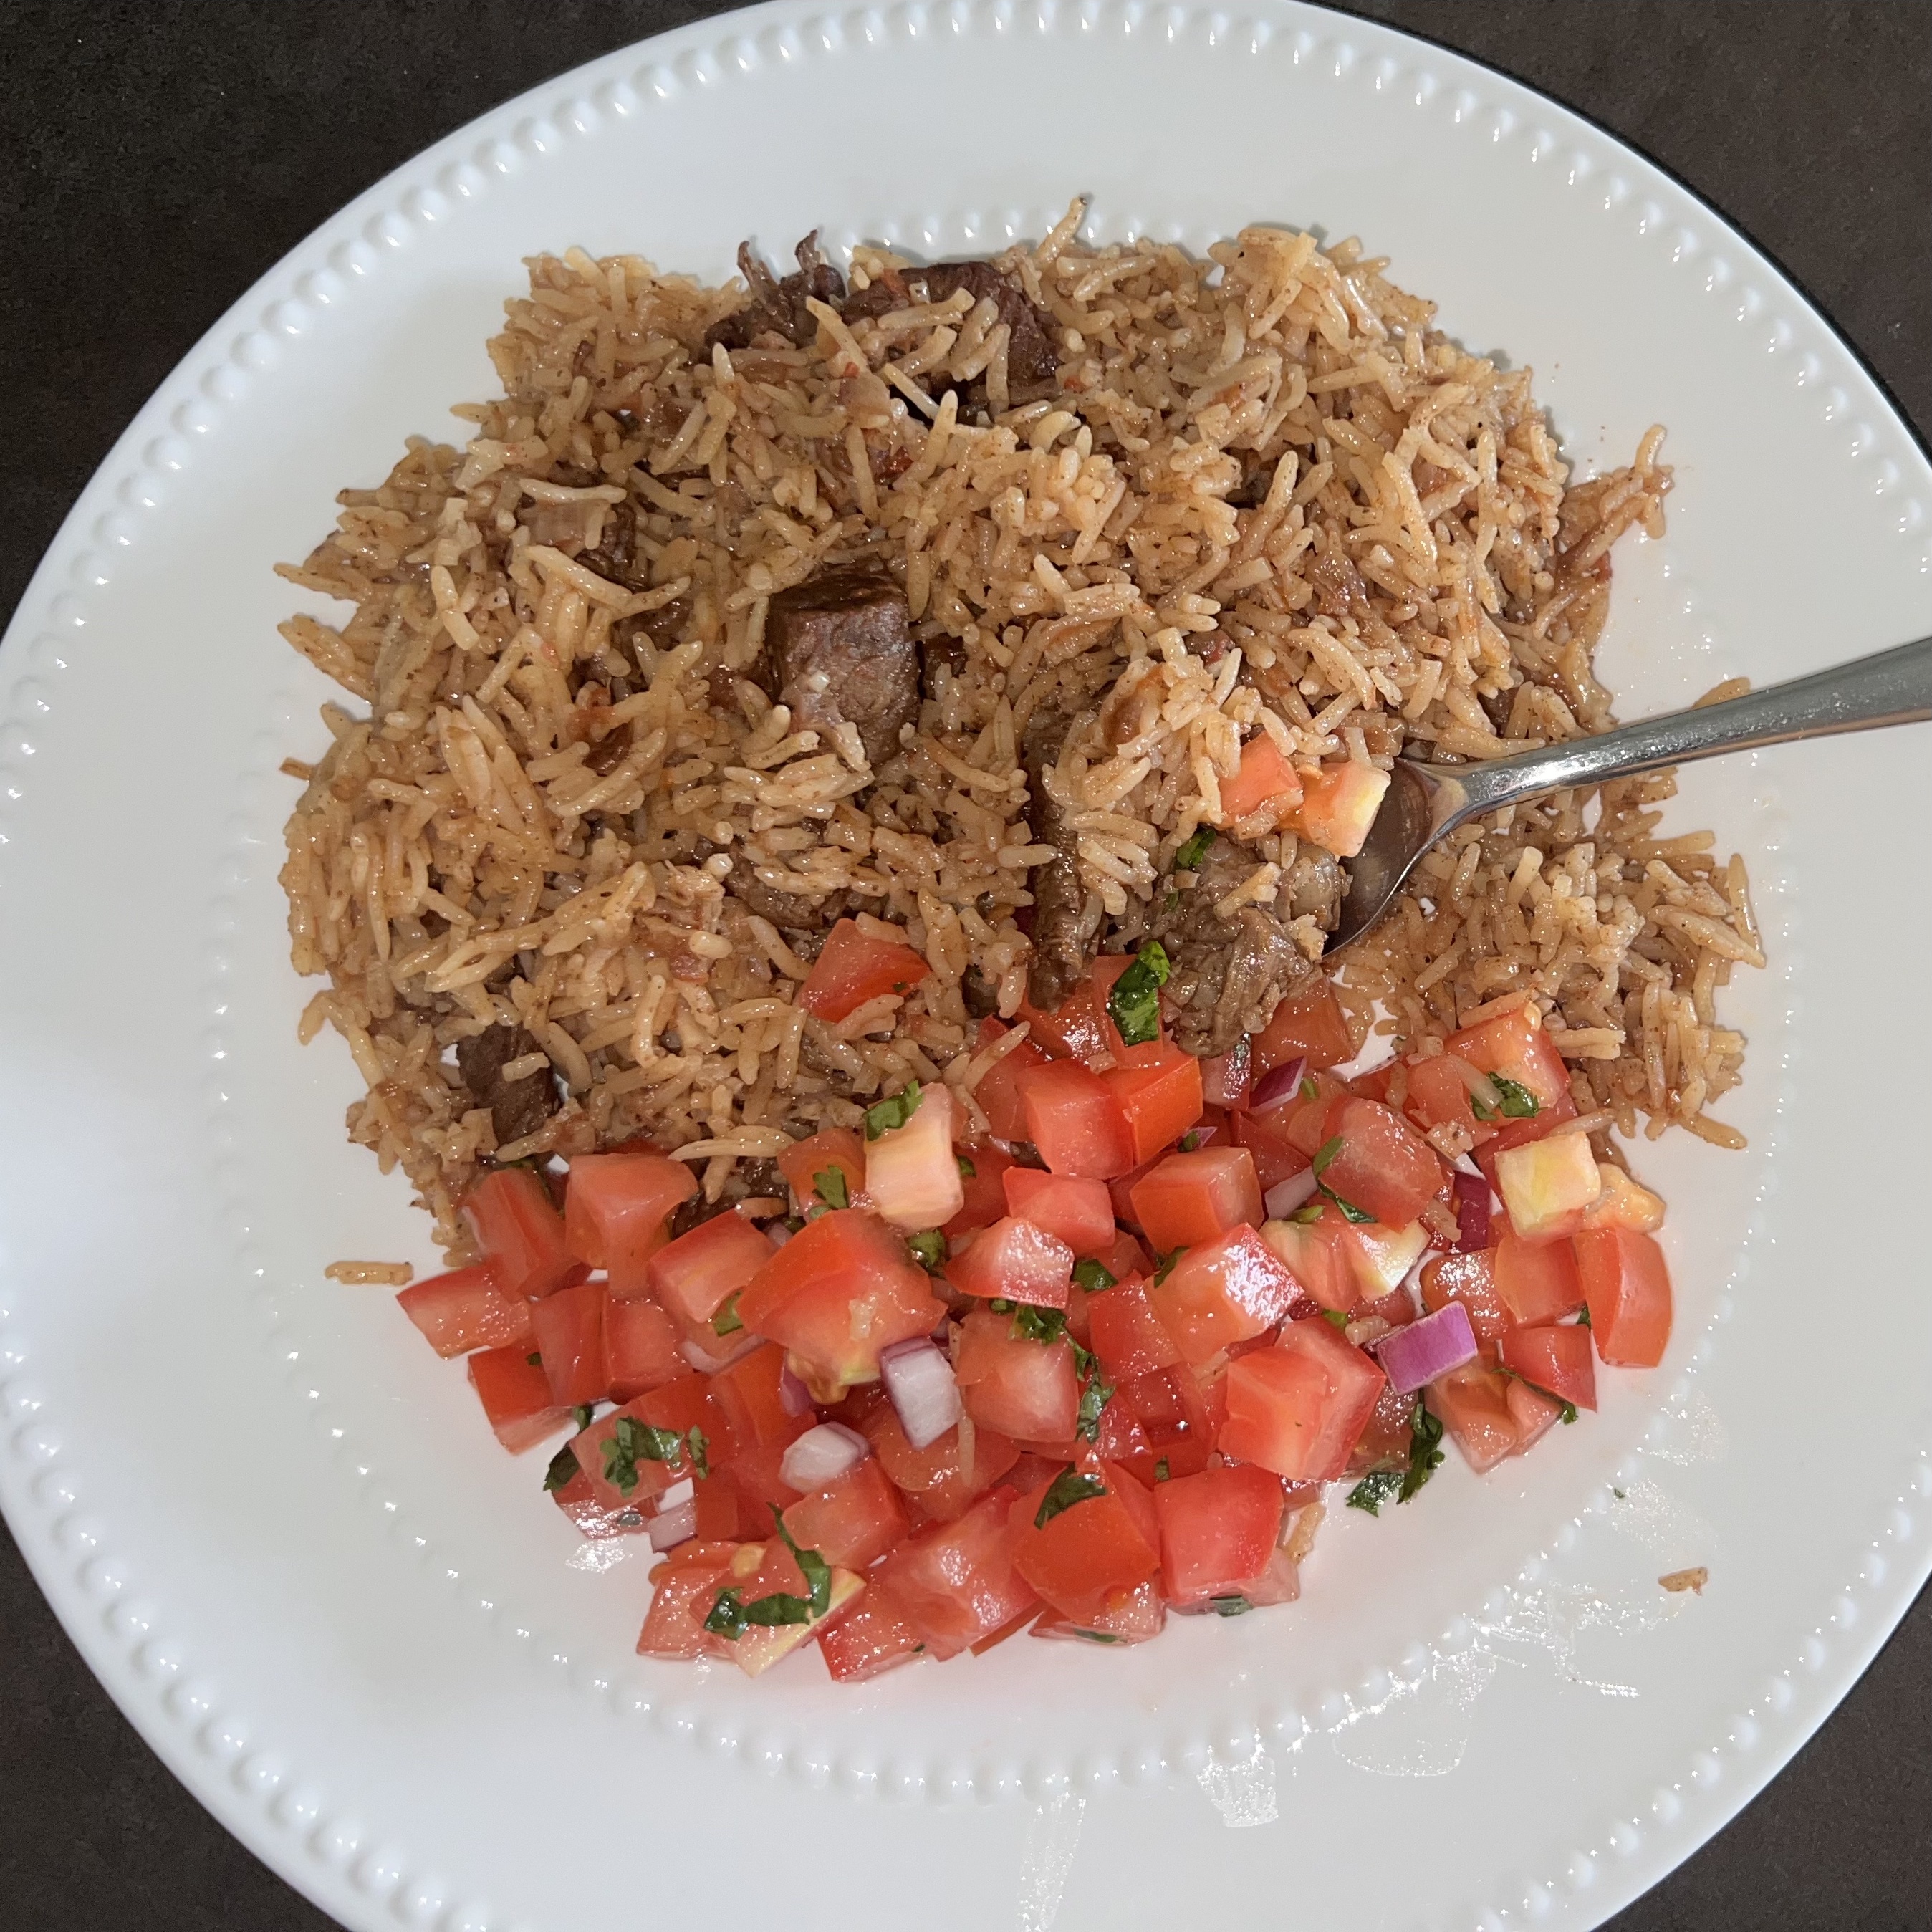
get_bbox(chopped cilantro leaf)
[1399,1398,1446,1503]
[1289,1201,1325,1224]
[525,1352,543,1368]
[956,1154,976,1179]
[1075,1359,1116,1442]
[703,1587,746,1638]
[712,1292,744,1337]
[1576,1304,1592,1328]
[1172,826,1217,871]
[813,1165,850,1210]
[1491,1073,1541,1118]
[771,1504,833,1616]
[907,1229,946,1272]
[1299,1075,1320,1102]
[1321,1309,1350,1330]
[1153,1246,1186,1286]
[1107,941,1171,1047]
[1154,1457,1171,1482]
[542,1443,580,1494]
[601,1415,693,1496]
[1034,1467,1108,1529]
[571,1403,595,1432]
[1346,1469,1401,1516]
[1010,1303,1069,1345]
[1497,1366,1578,1424]
[863,1082,922,1140]
[1469,1092,1498,1123]
[1072,1258,1117,1294]
[1073,1628,1123,1643]
[1206,1594,1254,1617]
[687,1426,711,1477]
[1178,1130,1201,1152]
[1310,1134,1344,1177]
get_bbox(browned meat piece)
[960,963,1000,1020]
[847,259,1059,404]
[705,234,845,353]
[1022,707,1097,1011]
[759,567,920,770]
[584,721,634,776]
[1282,842,1344,928]
[1152,837,1320,1059]
[1308,546,1377,628]
[577,502,648,591]
[666,1158,787,1241]
[457,1021,560,1148]
[1226,449,1279,509]
[729,870,849,933]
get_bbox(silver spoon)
[1328,633,1932,953]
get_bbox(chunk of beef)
[577,501,648,592]
[705,234,845,354]
[1151,837,1320,1059]
[1022,707,1097,1011]
[665,1158,787,1241]
[846,259,1059,405]
[1282,842,1345,928]
[960,963,1001,1020]
[759,567,920,770]
[457,1021,560,1148]
[729,870,850,933]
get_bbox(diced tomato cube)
[1201,1035,1252,1110]
[570,1375,718,1511]
[1429,1360,1523,1474]
[736,1209,945,1392]
[1019,955,1147,1069]
[866,1084,965,1230]
[1259,1212,1357,1313]
[1345,1378,1421,1480]
[462,1168,575,1300]
[778,1128,868,1216]
[1338,1216,1431,1299]
[529,1280,608,1408]
[1494,1133,1600,1241]
[862,1408,1020,1523]
[707,1342,812,1450]
[970,1019,1050,1143]
[1087,1274,1183,1383]
[1009,1455,1161,1619]
[1494,1228,1584,1325]
[721,1541,868,1678]
[1292,759,1390,857]
[1316,1097,1446,1229]
[880,1486,1039,1659]
[954,1306,1080,1442]
[1446,1004,1575,1118]
[1100,1042,1206,1164]
[1120,1368,1216,1479]
[947,1143,1016,1238]
[466,1344,572,1453]
[1231,1107,1312,1191]
[549,1463,648,1542]
[1150,1224,1299,1365]
[1100,1226,1151,1283]
[1252,976,1355,1073]
[636,1544,746,1661]
[396,1264,532,1358]
[602,1289,683,1401]
[1400,1054,1503,1150]
[691,1466,769,1542]
[1032,1579,1167,1646]
[1216,734,1304,827]
[797,918,931,1022]
[1575,1227,1672,1367]
[818,1573,928,1682]
[1001,1168,1118,1259]
[1419,1247,1511,1343]
[562,1150,696,1289]
[647,1211,774,1328]
[1154,1462,1286,1600]
[1504,1375,1566,1457]
[1219,1318,1386,1481]
[781,1456,910,1570]
[1019,1059,1135,1179]
[1500,1323,1597,1410]
[945,1216,1075,1309]
[1129,1146,1264,1253]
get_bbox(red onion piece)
[1264,1168,1320,1220]
[1248,1055,1308,1113]
[777,1359,814,1418]
[766,1221,794,1251]
[1371,1299,1478,1395]
[678,1329,761,1375]
[656,1476,695,1512]
[1201,1035,1252,1108]
[646,1498,698,1553]
[1453,1171,1492,1252]
[779,1421,870,1492]
[879,1334,962,1449]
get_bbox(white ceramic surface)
[2,5,1928,1929]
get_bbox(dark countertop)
[1,3,1926,1926]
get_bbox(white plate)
[2,5,1928,1928]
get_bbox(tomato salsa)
[396,964,1672,1678]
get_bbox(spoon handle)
[1443,631,1932,823]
